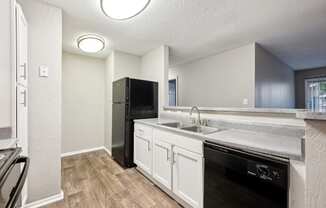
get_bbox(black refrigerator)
[112,78,158,168]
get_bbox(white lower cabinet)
[134,124,203,208]
[153,139,172,189]
[134,134,152,175]
[172,146,203,208]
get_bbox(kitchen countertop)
[0,138,17,150]
[164,106,326,121]
[134,118,303,160]
[296,111,326,121]
[205,129,302,160]
[164,106,302,114]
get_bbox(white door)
[16,4,28,87]
[134,135,152,175]
[172,146,203,208]
[153,139,172,190]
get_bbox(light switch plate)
[39,65,49,77]
[243,98,249,105]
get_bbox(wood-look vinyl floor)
[46,150,181,208]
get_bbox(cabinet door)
[134,135,152,175]
[153,139,172,190]
[16,4,28,86]
[17,84,28,206]
[172,146,203,208]
[16,85,28,156]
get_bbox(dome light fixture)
[77,34,105,53]
[101,0,151,20]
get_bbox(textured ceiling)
[41,0,326,69]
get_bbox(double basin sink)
[159,122,221,135]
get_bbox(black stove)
[0,148,29,208]
[0,148,21,183]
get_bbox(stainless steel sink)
[160,122,220,135]
[160,122,183,128]
[181,125,219,135]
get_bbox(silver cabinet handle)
[172,152,177,164]
[147,140,151,152]
[20,90,27,107]
[166,149,170,162]
[155,143,170,162]
[20,63,27,80]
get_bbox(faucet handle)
[200,119,208,126]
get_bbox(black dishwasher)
[204,141,289,208]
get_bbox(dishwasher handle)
[6,156,30,208]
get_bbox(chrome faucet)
[190,106,201,126]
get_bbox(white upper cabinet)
[14,3,29,206]
[172,146,203,208]
[16,84,28,156]
[152,139,172,190]
[16,4,28,87]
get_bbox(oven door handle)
[6,156,30,208]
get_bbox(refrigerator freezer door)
[129,79,158,117]
[112,103,126,167]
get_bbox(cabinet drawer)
[153,129,203,155]
[134,123,153,140]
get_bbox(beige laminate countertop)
[0,138,17,149]
[296,111,326,121]
[164,106,326,121]
[134,118,303,161]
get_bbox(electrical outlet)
[39,65,49,77]
[243,98,249,105]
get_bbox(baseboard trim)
[24,190,64,208]
[103,146,112,156]
[61,146,104,158]
[61,146,112,158]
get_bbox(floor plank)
[45,150,181,208]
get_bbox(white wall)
[170,44,256,108]
[141,46,169,110]
[0,0,12,128]
[112,50,141,81]
[104,53,113,152]
[18,0,62,203]
[62,52,105,154]
[103,48,168,151]
[104,50,141,152]
[305,120,326,208]
[255,44,295,108]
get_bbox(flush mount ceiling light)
[77,34,105,53]
[101,0,151,20]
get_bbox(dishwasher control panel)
[247,161,287,187]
